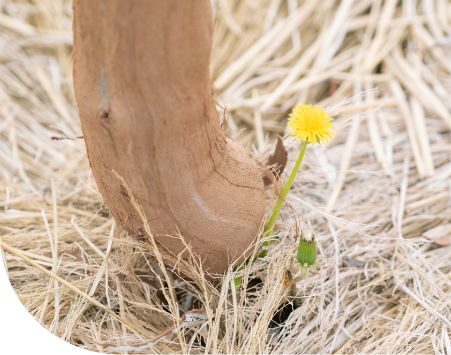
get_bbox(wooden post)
[72,0,265,273]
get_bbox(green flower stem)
[264,141,308,236]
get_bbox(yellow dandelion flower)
[288,104,334,144]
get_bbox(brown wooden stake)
[72,0,265,274]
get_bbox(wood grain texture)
[72,0,265,273]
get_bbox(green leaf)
[231,276,242,291]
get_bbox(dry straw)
[1,0,450,353]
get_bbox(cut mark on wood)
[99,66,110,112]
[191,189,230,223]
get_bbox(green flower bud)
[296,229,316,266]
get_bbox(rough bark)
[73,0,265,274]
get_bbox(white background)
[0,251,94,355]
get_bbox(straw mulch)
[1,0,450,353]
